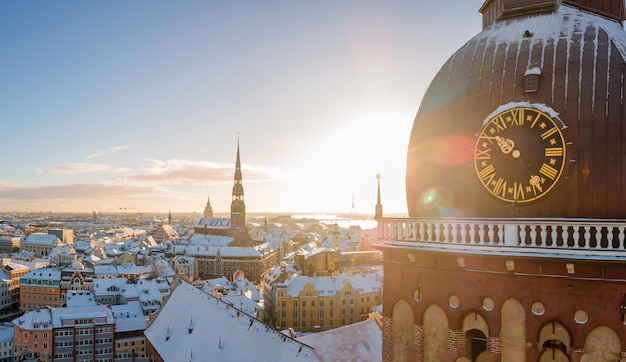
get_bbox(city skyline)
[1,1,483,215]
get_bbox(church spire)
[375,174,383,219]
[230,135,246,228]
[203,195,214,218]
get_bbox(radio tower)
[351,193,356,215]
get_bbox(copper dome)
[406,2,626,218]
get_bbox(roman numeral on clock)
[539,163,558,180]
[545,148,563,157]
[475,148,492,159]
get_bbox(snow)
[285,269,383,298]
[144,279,319,362]
[297,319,381,362]
[23,233,60,245]
[466,4,626,119]
[50,305,114,328]
[524,66,541,75]
[197,217,231,229]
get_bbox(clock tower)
[380,1,626,361]
[406,0,626,219]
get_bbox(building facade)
[12,305,148,362]
[264,266,382,332]
[19,268,61,311]
[1,262,28,322]
[379,1,626,361]
[20,233,63,258]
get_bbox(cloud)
[125,159,278,184]
[0,181,166,200]
[85,145,130,159]
[34,163,129,175]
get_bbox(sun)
[293,107,412,215]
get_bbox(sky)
[0,0,484,216]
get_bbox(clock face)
[474,106,566,203]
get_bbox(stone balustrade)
[378,218,626,252]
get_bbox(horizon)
[0,1,483,215]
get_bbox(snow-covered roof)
[24,267,61,280]
[297,319,381,361]
[197,217,231,229]
[23,233,60,245]
[112,301,146,332]
[66,290,97,307]
[50,305,114,328]
[117,262,139,275]
[144,280,319,362]
[72,240,91,251]
[285,270,383,298]
[93,278,136,298]
[94,264,119,277]
[188,233,234,247]
[185,245,263,258]
[0,323,13,343]
[14,309,52,330]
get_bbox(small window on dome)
[525,75,538,92]
[524,67,541,93]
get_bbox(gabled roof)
[197,217,231,229]
[23,233,60,245]
[144,279,319,362]
[297,319,381,361]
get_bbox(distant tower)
[230,137,246,228]
[351,193,356,215]
[168,209,172,225]
[203,196,214,218]
[375,174,383,219]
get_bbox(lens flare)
[418,186,454,217]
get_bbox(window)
[525,75,538,92]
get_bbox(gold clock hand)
[529,175,543,192]
[495,136,515,154]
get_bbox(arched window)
[466,329,487,361]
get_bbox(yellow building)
[19,268,61,311]
[264,266,382,332]
[2,261,29,319]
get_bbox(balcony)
[377,218,626,261]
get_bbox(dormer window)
[524,67,541,93]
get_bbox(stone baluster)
[573,227,580,248]
[561,226,570,247]
[418,223,425,242]
[451,224,458,243]
[530,225,538,246]
[540,225,547,247]
[488,224,495,245]
[443,223,450,242]
[584,226,591,248]
[619,226,625,250]
[595,227,602,249]
[551,225,558,247]
[518,225,526,246]
[434,223,441,242]
[497,225,504,246]
[460,224,467,244]
[478,224,485,244]
[425,223,432,242]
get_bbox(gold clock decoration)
[474,106,566,203]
